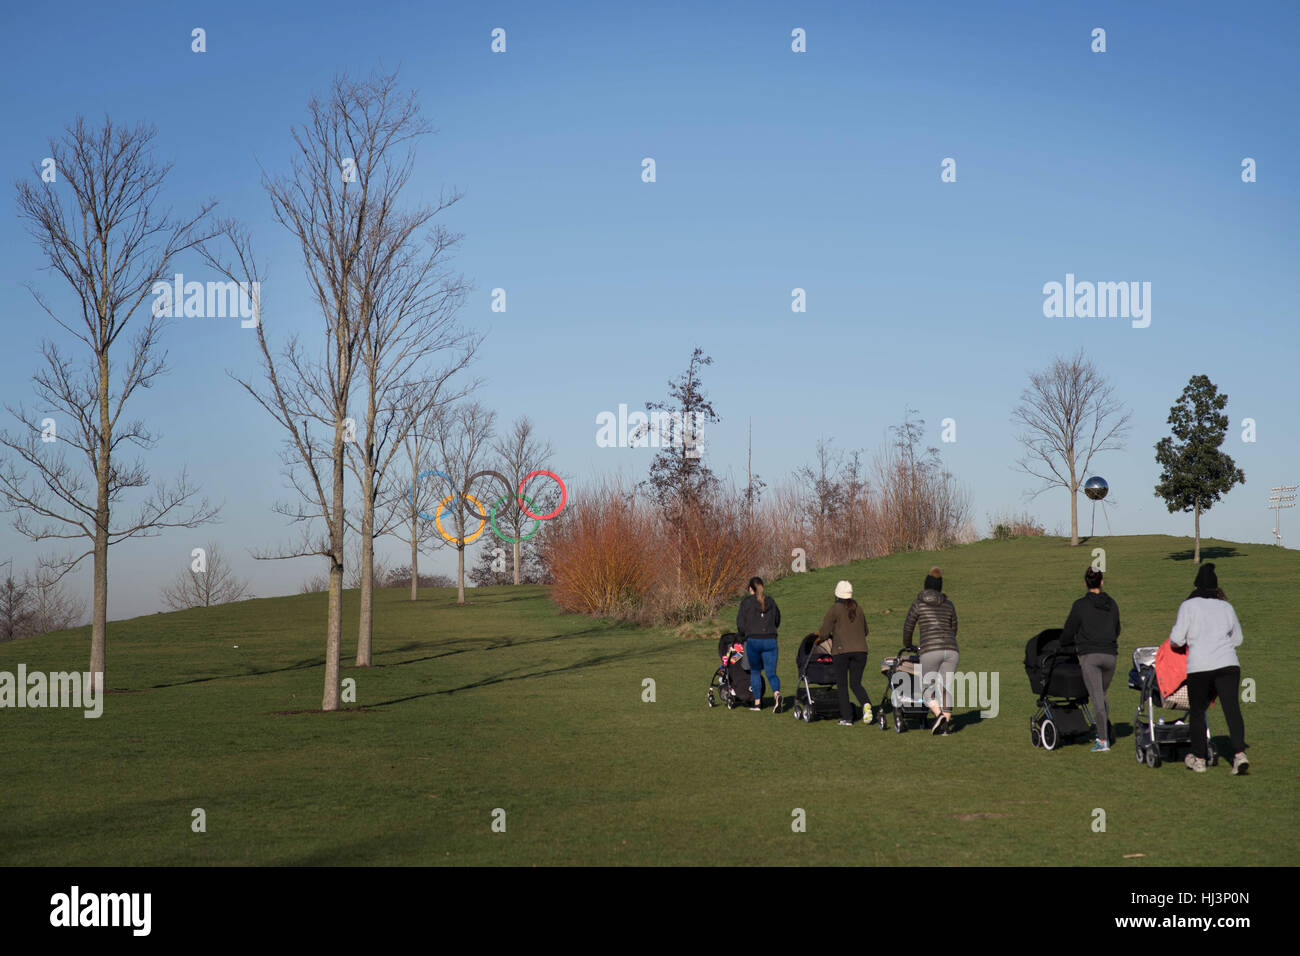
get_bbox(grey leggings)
[1079,653,1116,742]
[920,649,960,711]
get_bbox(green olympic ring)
[489,493,542,543]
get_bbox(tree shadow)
[369,640,680,707]
[1166,546,1242,562]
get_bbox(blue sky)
[1,0,1297,619]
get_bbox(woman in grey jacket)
[1171,563,1248,774]
[903,566,958,735]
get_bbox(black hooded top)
[1062,591,1121,656]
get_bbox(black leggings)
[832,653,870,721]
[1187,666,1246,758]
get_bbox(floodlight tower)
[1268,484,1297,546]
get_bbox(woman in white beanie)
[817,580,872,726]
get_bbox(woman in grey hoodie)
[903,566,958,735]
[1170,563,1248,774]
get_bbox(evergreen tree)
[1154,375,1245,564]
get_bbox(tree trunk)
[356,382,378,665]
[90,348,110,694]
[457,546,466,604]
[1069,480,1080,546]
[356,495,374,665]
[324,557,343,711]
[512,540,520,586]
[323,412,345,711]
[1194,499,1201,565]
[410,525,419,601]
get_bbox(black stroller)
[876,645,936,732]
[1128,645,1218,769]
[791,633,842,723]
[708,633,763,709]
[1025,628,1098,750]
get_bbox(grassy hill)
[1,534,1295,865]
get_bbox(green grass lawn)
[1,534,1295,866]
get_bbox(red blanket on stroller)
[1154,639,1216,705]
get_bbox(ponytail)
[748,576,766,610]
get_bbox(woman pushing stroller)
[816,581,872,726]
[737,577,782,712]
[1061,566,1120,752]
[903,566,959,735]
[1171,563,1248,774]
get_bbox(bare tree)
[0,575,33,641]
[159,540,252,609]
[429,401,497,604]
[490,417,553,585]
[203,71,430,710]
[387,400,446,602]
[1012,350,1131,546]
[0,117,218,687]
[342,89,477,665]
[25,569,86,635]
[343,534,392,591]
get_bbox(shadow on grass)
[150,625,618,689]
[1166,546,1242,562]
[369,640,681,707]
[375,623,617,668]
[151,657,324,688]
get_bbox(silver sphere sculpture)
[1083,476,1109,501]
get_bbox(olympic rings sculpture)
[410,469,567,545]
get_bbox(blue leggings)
[747,638,780,699]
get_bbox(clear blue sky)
[1,0,1297,619]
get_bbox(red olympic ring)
[518,470,566,520]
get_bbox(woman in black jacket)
[1062,566,1121,752]
[736,577,782,713]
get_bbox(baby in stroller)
[708,633,763,709]
[1129,641,1218,769]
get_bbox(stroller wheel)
[801,704,814,723]
[893,709,904,733]
[1039,718,1058,751]
[791,701,803,720]
[707,691,715,708]
[726,698,735,710]
[1207,742,1218,766]
[877,708,888,731]
[1134,742,1145,763]
[1145,745,1161,768]
[1030,723,1041,748]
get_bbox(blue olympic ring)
[411,470,458,521]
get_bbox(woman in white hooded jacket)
[1169,563,1248,774]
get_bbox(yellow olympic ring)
[434,493,487,545]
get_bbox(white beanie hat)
[835,580,852,600]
